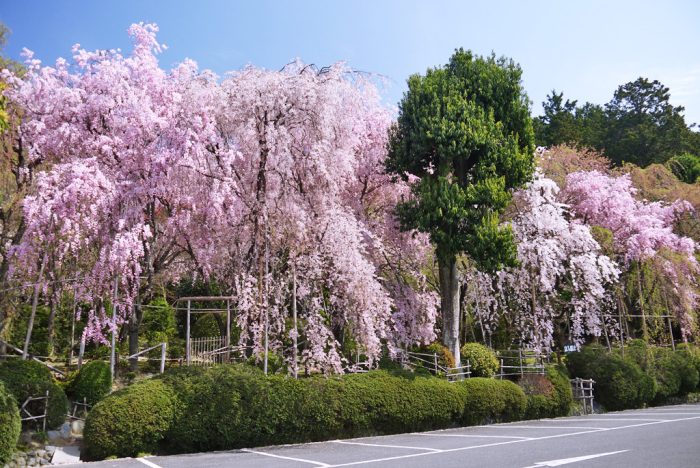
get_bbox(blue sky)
[2,0,699,124]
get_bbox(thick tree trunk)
[438,255,461,366]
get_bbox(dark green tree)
[386,49,535,362]
[533,90,580,147]
[603,78,689,166]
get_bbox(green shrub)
[46,383,68,429]
[461,343,498,377]
[651,348,699,402]
[82,379,176,461]
[0,382,20,464]
[519,367,572,419]
[458,378,526,425]
[566,347,654,411]
[66,361,112,406]
[0,359,66,429]
[677,344,700,391]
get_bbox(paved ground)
[60,403,700,467]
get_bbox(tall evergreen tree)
[386,49,535,362]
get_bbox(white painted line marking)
[331,440,442,452]
[567,418,667,422]
[241,448,330,467]
[521,449,628,467]
[324,415,700,467]
[623,412,700,415]
[415,433,533,440]
[480,425,606,430]
[136,458,162,468]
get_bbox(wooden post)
[42,389,49,432]
[186,300,191,365]
[433,352,438,374]
[160,342,167,374]
[110,275,118,379]
[519,349,524,378]
[226,299,231,363]
[668,316,675,351]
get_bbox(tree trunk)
[128,304,143,372]
[438,255,461,365]
[46,295,57,357]
[23,249,48,359]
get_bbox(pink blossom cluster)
[5,24,437,369]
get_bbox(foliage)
[534,79,700,167]
[667,153,700,184]
[84,364,545,460]
[566,346,654,410]
[650,347,699,402]
[0,381,20,464]
[140,297,177,344]
[82,379,177,461]
[414,342,457,370]
[458,378,527,425]
[518,366,572,419]
[45,382,68,429]
[66,360,112,406]
[460,343,498,377]
[385,48,535,362]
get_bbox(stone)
[46,431,61,442]
[70,420,84,436]
[59,422,71,439]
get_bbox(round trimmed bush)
[460,343,498,377]
[520,366,573,419]
[567,348,654,411]
[651,348,698,402]
[67,360,112,405]
[0,359,67,429]
[82,379,176,460]
[458,378,526,425]
[0,382,20,464]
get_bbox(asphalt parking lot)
[62,403,700,467]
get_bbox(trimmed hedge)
[66,360,112,405]
[0,359,67,429]
[458,378,527,425]
[651,348,699,402]
[84,366,535,460]
[82,379,176,461]
[460,343,499,378]
[0,382,20,464]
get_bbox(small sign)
[563,344,578,353]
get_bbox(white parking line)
[566,418,668,422]
[241,448,331,467]
[321,415,700,467]
[480,425,607,430]
[414,433,533,440]
[136,459,162,468]
[331,440,442,452]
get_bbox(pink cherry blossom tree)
[464,171,620,351]
[563,170,699,339]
